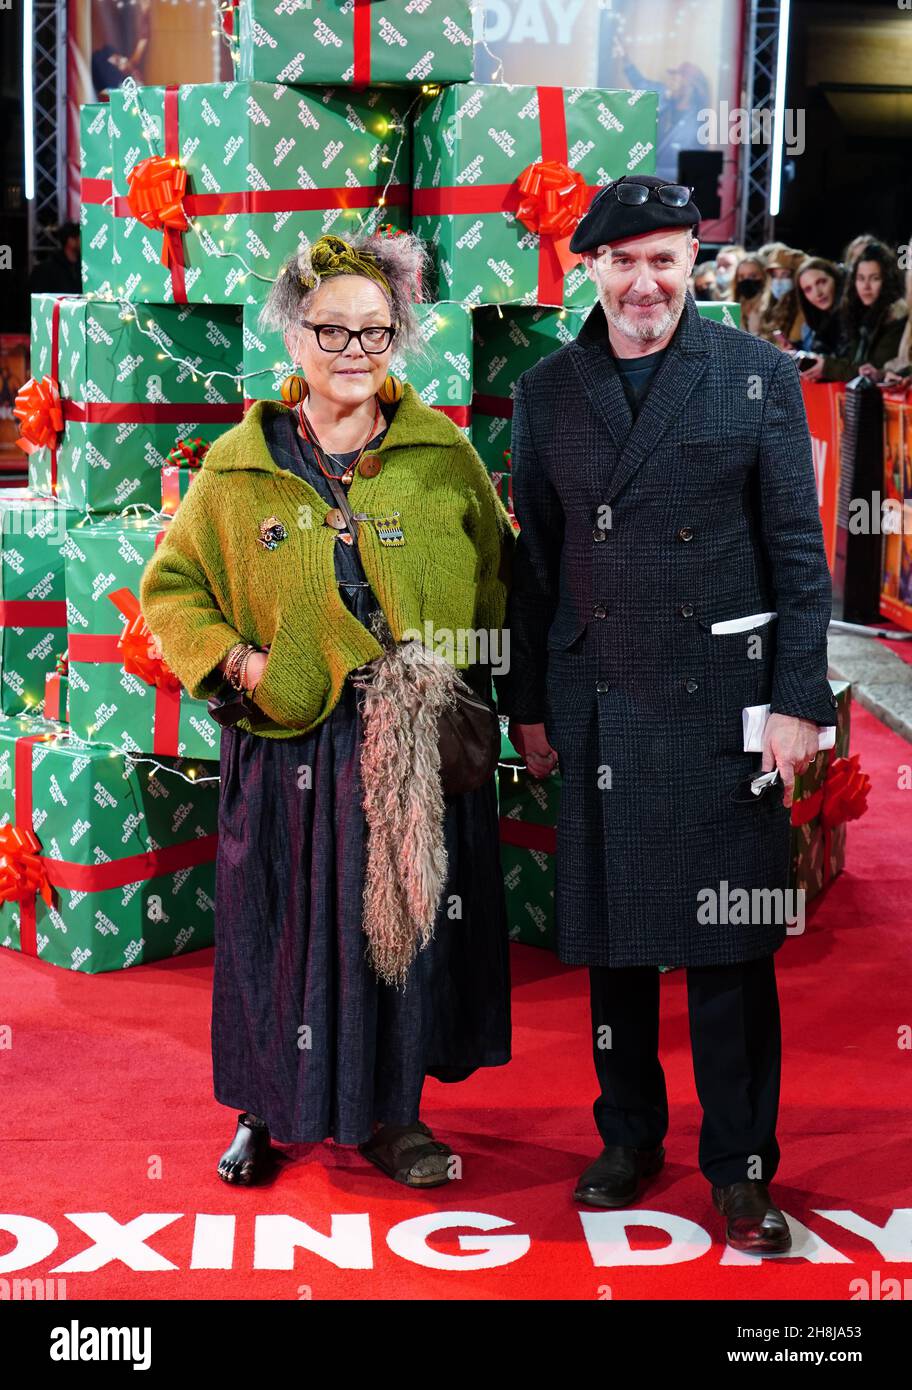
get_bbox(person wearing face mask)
[807,240,908,384]
[756,245,807,349]
[691,261,718,300]
[732,257,765,335]
[712,245,746,301]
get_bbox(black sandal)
[358,1121,453,1188]
[217,1112,273,1185]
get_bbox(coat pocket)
[697,613,777,750]
[546,611,587,651]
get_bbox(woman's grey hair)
[257,229,434,368]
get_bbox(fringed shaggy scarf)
[352,610,463,987]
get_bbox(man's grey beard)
[601,284,686,343]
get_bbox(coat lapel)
[569,291,712,505]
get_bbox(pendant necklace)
[296,399,382,485]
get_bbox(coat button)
[678,527,694,541]
[680,602,694,618]
[684,679,699,693]
[325,507,348,530]
[593,603,607,618]
[359,453,382,478]
[592,527,607,542]
[596,680,609,693]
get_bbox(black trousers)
[588,954,782,1187]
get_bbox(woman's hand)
[800,354,825,382]
[510,721,559,779]
[245,646,270,694]
[858,363,884,382]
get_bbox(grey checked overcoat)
[496,291,839,968]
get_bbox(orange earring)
[376,372,403,404]
[280,373,308,406]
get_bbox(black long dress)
[210,403,511,1146]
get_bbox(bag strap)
[324,473,397,652]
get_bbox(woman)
[804,240,907,383]
[794,256,844,356]
[732,255,765,336]
[139,231,515,1188]
[883,233,912,387]
[711,243,745,301]
[754,244,807,349]
[691,261,717,300]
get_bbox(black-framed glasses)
[301,319,396,353]
[597,180,694,209]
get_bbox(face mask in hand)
[769,277,794,300]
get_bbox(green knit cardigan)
[139,384,515,739]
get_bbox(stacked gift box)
[4,296,243,970]
[497,680,867,952]
[8,6,663,970]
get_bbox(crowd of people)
[690,234,911,386]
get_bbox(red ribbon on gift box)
[14,298,64,491]
[12,297,241,490]
[353,0,372,85]
[116,86,407,303]
[499,816,556,855]
[2,730,217,957]
[790,752,870,886]
[44,671,66,722]
[412,87,595,303]
[67,575,184,756]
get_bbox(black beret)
[569,175,701,254]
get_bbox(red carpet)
[1,703,910,1301]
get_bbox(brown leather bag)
[325,474,501,797]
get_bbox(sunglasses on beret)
[595,181,694,209]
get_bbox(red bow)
[108,588,182,691]
[515,158,589,240]
[13,375,65,455]
[0,824,53,910]
[165,437,210,469]
[126,155,189,270]
[821,753,870,828]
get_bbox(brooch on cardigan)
[369,512,404,546]
[257,516,287,549]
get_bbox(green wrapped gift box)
[412,82,657,306]
[498,761,559,949]
[0,712,218,972]
[471,303,586,473]
[694,301,742,327]
[788,679,858,906]
[25,294,243,513]
[107,80,409,305]
[242,299,473,428]
[237,0,474,86]
[64,514,222,760]
[0,491,78,717]
[79,104,115,298]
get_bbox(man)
[498,175,838,1253]
[27,223,82,296]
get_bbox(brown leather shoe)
[712,1180,792,1253]
[574,1143,665,1208]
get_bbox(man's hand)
[509,721,559,779]
[761,713,820,808]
